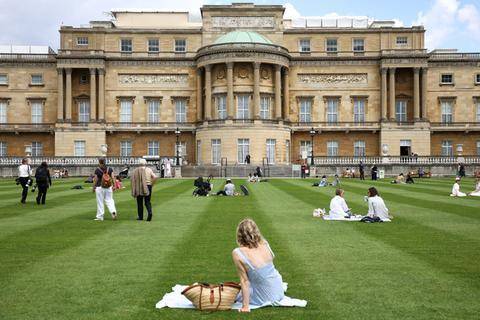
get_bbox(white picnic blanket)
[321,215,391,222]
[155,282,307,310]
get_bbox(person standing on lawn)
[359,161,365,180]
[17,158,32,204]
[34,161,52,205]
[131,158,158,221]
[92,158,117,221]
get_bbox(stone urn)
[381,144,389,157]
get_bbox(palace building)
[1,2,479,165]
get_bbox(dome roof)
[214,31,273,45]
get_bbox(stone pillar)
[381,68,388,120]
[413,68,421,121]
[388,67,396,121]
[421,68,428,120]
[196,68,203,122]
[98,69,105,122]
[57,68,64,121]
[204,65,212,120]
[253,62,261,119]
[227,62,234,119]
[89,68,97,122]
[65,68,72,122]
[275,65,282,119]
[283,68,290,121]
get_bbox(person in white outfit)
[450,178,467,197]
[92,158,117,221]
[469,178,480,196]
[329,189,352,219]
[366,187,391,221]
[17,158,33,203]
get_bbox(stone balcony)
[0,123,55,133]
[290,121,381,132]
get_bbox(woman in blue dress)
[232,219,284,312]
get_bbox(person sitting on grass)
[217,179,236,196]
[362,187,391,222]
[232,219,285,313]
[330,174,340,187]
[329,189,352,219]
[318,175,328,187]
[391,173,406,184]
[406,173,414,184]
[469,178,480,196]
[450,177,467,197]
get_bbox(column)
[275,65,282,119]
[57,68,64,121]
[204,65,212,120]
[98,69,105,122]
[413,68,420,120]
[227,62,234,119]
[196,68,203,122]
[421,68,428,120]
[65,68,72,122]
[282,68,290,121]
[388,67,396,121]
[380,68,388,120]
[253,62,261,119]
[89,68,97,122]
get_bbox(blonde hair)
[236,219,263,248]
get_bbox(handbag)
[181,282,241,311]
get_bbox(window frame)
[174,39,187,53]
[215,95,227,120]
[396,36,408,46]
[476,101,480,122]
[300,140,312,159]
[31,100,43,124]
[120,140,132,157]
[441,140,453,156]
[440,74,454,85]
[0,141,6,157]
[148,39,160,53]
[74,140,86,157]
[299,98,312,123]
[327,140,338,157]
[76,37,89,46]
[353,98,365,123]
[0,74,8,85]
[475,74,480,85]
[477,141,480,156]
[395,99,408,122]
[354,140,366,157]
[147,99,161,123]
[237,138,250,164]
[78,99,90,123]
[211,139,221,165]
[119,99,133,123]
[266,139,276,164]
[236,94,250,119]
[352,38,365,52]
[147,141,160,157]
[259,95,271,119]
[31,141,43,157]
[440,100,453,123]
[120,39,133,53]
[0,100,7,123]
[326,38,338,53]
[30,74,44,85]
[175,98,187,123]
[299,39,311,53]
[79,74,89,85]
[326,98,339,123]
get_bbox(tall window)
[266,139,276,164]
[354,140,366,157]
[476,102,480,122]
[326,98,338,123]
[175,39,186,53]
[353,98,365,123]
[327,141,338,157]
[148,141,159,156]
[148,99,160,123]
[74,140,86,157]
[0,100,7,123]
[120,99,132,123]
[31,141,43,156]
[285,140,290,164]
[441,100,453,123]
[176,142,187,158]
[211,139,221,165]
[300,140,312,159]
[31,74,43,85]
[299,39,311,52]
[396,100,407,122]
[31,101,43,124]
[77,37,88,46]
[196,140,202,165]
[120,141,132,157]
[326,39,338,52]
[441,140,453,156]
[477,141,480,156]
[353,39,365,52]
[237,139,250,164]
[260,96,271,119]
[78,100,90,123]
[237,95,250,119]
[299,98,312,123]
[0,141,6,156]
[148,39,159,53]
[120,39,132,53]
[0,74,8,85]
[175,99,187,123]
[216,95,227,120]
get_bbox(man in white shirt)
[217,179,236,196]
[17,158,32,203]
[329,189,351,219]
[450,177,467,197]
[366,187,390,221]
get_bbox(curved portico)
[195,31,292,165]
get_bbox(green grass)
[0,177,479,320]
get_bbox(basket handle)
[215,285,223,311]
[199,286,203,310]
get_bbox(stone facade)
[1,3,479,163]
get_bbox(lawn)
[0,176,479,320]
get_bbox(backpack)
[36,167,48,184]
[100,167,113,188]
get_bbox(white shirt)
[329,195,349,218]
[368,195,389,220]
[224,183,235,196]
[451,182,460,195]
[18,164,32,177]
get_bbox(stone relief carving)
[291,60,378,66]
[118,74,189,85]
[298,73,368,86]
[211,16,275,28]
[238,67,249,79]
[109,60,195,67]
[217,68,226,79]
[261,68,270,80]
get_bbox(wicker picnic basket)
[181,282,241,311]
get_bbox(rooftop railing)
[311,156,480,165]
[429,52,480,60]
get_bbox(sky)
[0,0,479,52]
